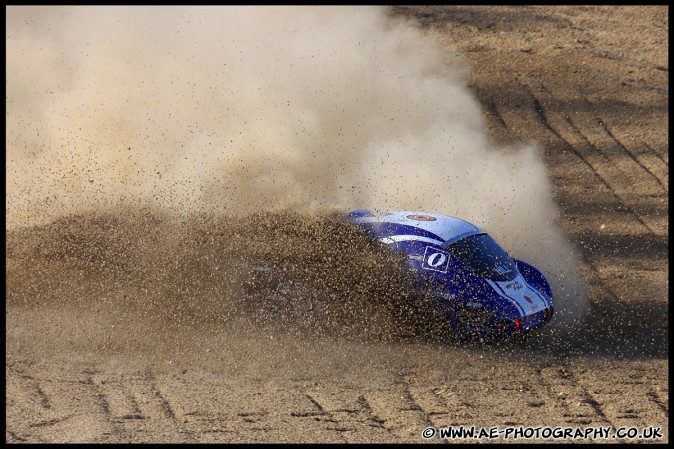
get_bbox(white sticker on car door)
[422,246,450,273]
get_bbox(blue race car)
[347,210,554,340]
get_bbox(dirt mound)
[6,210,453,358]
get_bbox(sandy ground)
[6,6,668,443]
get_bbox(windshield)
[443,233,517,281]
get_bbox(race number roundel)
[427,252,447,267]
[422,246,450,273]
[407,214,436,221]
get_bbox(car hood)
[484,271,549,317]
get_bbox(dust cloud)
[6,6,588,335]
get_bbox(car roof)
[351,211,483,244]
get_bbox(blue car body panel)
[347,210,554,339]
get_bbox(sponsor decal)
[433,290,457,301]
[408,254,424,261]
[422,246,450,273]
[523,294,540,312]
[495,265,509,275]
[407,214,437,221]
[456,305,490,325]
[505,281,523,291]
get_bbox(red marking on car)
[524,296,533,303]
[406,214,436,221]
